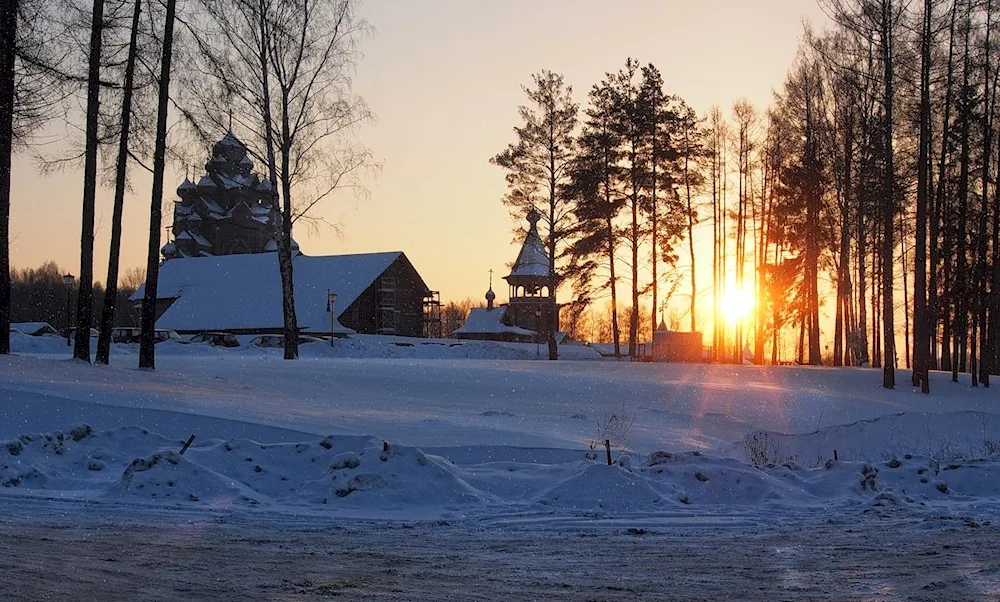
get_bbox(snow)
[215,130,246,150]
[3,334,1000,596]
[131,251,406,333]
[188,230,211,247]
[453,306,537,337]
[199,197,223,214]
[10,322,58,336]
[507,227,550,279]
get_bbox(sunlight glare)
[720,287,754,325]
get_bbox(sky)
[8,0,832,335]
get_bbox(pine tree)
[567,79,624,358]
[492,70,578,360]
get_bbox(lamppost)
[326,290,337,347]
[63,273,74,346]
[535,309,541,358]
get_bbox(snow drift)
[3,424,998,519]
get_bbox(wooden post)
[833,449,839,462]
[179,434,195,455]
[383,440,389,452]
[605,439,612,465]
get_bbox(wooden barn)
[133,251,432,337]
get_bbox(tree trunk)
[880,0,896,388]
[548,150,558,361]
[954,0,972,383]
[629,196,639,358]
[0,0,17,356]
[912,0,932,391]
[74,0,106,363]
[978,1,996,387]
[607,214,621,359]
[139,0,177,370]
[685,125,697,334]
[278,93,300,360]
[96,0,141,366]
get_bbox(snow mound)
[716,411,1000,467]
[1,424,171,491]
[4,425,1000,518]
[110,450,256,506]
[538,462,670,511]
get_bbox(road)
[1,503,997,601]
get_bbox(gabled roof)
[453,307,537,337]
[132,251,411,333]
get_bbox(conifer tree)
[492,70,578,360]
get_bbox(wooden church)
[454,210,560,343]
[138,131,435,337]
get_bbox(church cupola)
[504,208,552,299]
[163,131,282,259]
[501,209,559,342]
[485,269,496,310]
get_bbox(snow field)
[4,332,1000,522]
[4,423,999,520]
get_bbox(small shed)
[652,329,703,362]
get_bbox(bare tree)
[180,0,374,360]
[138,0,177,369]
[96,0,142,365]
[73,0,106,363]
[0,0,17,355]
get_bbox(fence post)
[605,439,612,465]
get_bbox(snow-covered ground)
[2,332,999,598]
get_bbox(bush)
[743,431,794,468]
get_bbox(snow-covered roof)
[189,231,211,247]
[453,307,537,337]
[11,322,58,336]
[132,251,411,333]
[200,198,223,214]
[507,213,551,280]
[216,130,245,150]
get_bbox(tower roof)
[505,209,551,284]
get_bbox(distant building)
[143,131,435,336]
[651,322,703,362]
[163,132,290,259]
[454,210,559,343]
[135,251,431,337]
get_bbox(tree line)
[7,261,143,330]
[0,0,373,368]
[771,0,1000,392]
[493,0,1000,392]
[492,64,696,360]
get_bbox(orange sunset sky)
[9,0,832,337]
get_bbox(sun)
[720,287,754,325]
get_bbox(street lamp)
[63,273,75,346]
[535,309,541,358]
[326,290,337,347]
